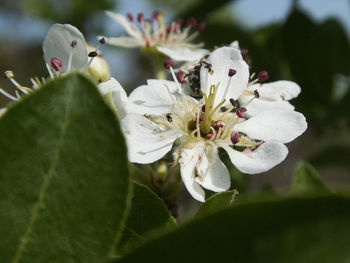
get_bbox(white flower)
[100,46,307,202]
[100,11,209,63]
[1,23,110,109]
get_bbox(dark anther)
[163,60,175,69]
[254,89,259,98]
[166,113,173,122]
[228,68,237,77]
[88,51,98,57]
[71,40,77,48]
[99,37,106,44]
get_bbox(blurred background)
[0,0,349,203]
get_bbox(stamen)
[99,37,106,44]
[236,107,247,118]
[51,58,62,72]
[88,51,98,57]
[45,63,54,79]
[229,98,238,107]
[152,10,160,20]
[231,132,240,144]
[241,48,248,55]
[127,13,133,22]
[228,68,237,77]
[186,17,197,27]
[71,40,77,48]
[163,60,175,69]
[197,21,206,33]
[137,13,144,23]
[196,104,201,139]
[258,71,269,82]
[176,71,184,83]
[254,89,260,98]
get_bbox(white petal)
[102,36,143,48]
[223,141,288,174]
[105,11,143,41]
[200,47,249,106]
[240,95,295,116]
[156,46,209,62]
[229,40,240,49]
[43,24,88,72]
[235,109,307,143]
[128,80,180,115]
[179,143,206,202]
[98,77,129,119]
[248,81,301,101]
[122,114,178,164]
[195,146,230,192]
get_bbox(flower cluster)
[2,11,307,202]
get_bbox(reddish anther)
[241,48,248,55]
[186,17,197,27]
[152,10,160,20]
[176,71,184,83]
[258,71,269,82]
[51,58,62,71]
[236,108,246,118]
[127,13,133,22]
[137,13,144,23]
[231,132,240,144]
[228,68,237,77]
[201,104,206,112]
[163,60,175,69]
[197,21,206,32]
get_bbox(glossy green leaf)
[0,73,130,262]
[290,161,329,195]
[195,190,238,219]
[116,196,350,263]
[118,183,176,254]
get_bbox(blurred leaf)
[282,8,350,123]
[19,0,116,33]
[195,190,238,219]
[290,161,329,195]
[309,144,350,170]
[176,0,232,21]
[0,73,130,262]
[118,183,176,254]
[116,195,350,263]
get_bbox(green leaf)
[290,161,329,195]
[0,73,130,262]
[116,195,350,263]
[118,183,176,254]
[195,190,238,219]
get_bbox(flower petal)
[156,46,209,62]
[122,114,178,164]
[195,146,230,192]
[105,11,144,41]
[179,143,206,202]
[98,77,129,119]
[248,81,301,101]
[222,141,288,174]
[200,47,249,106]
[235,109,307,143]
[128,80,180,115]
[43,23,88,73]
[102,36,143,48]
[239,95,295,116]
